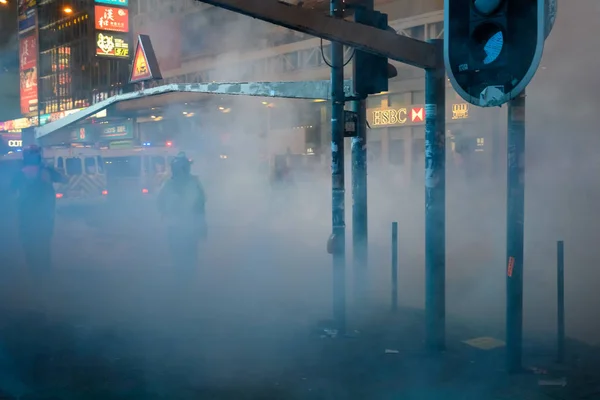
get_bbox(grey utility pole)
[424,39,446,351]
[330,0,347,334]
[351,0,372,311]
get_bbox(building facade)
[18,0,132,119]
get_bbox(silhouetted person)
[158,152,207,271]
[11,145,64,271]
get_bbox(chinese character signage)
[95,0,129,6]
[96,32,130,59]
[17,0,37,34]
[129,35,162,83]
[99,121,133,140]
[95,5,129,33]
[19,34,38,116]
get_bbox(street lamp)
[63,6,73,14]
[0,0,8,5]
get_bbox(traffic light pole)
[506,90,526,373]
[351,0,372,312]
[351,98,368,309]
[424,39,446,351]
[330,0,347,335]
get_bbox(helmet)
[22,144,42,166]
[170,152,191,177]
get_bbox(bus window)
[57,157,64,172]
[96,156,104,174]
[65,157,83,176]
[84,157,97,174]
[152,156,166,174]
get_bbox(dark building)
[19,0,131,118]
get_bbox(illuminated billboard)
[99,121,134,140]
[95,0,129,6]
[95,5,129,33]
[19,33,38,115]
[96,32,130,59]
[17,0,37,34]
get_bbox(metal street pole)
[424,39,446,352]
[351,97,368,308]
[351,0,371,312]
[330,0,347,334]
[506,90,526,373]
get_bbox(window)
[65,157,82,176]
[57,156,64,171]
[152,156,166,174]
[84,157,96,174]
[389,139,405,166]
[96,156,104,173]
[104,157,142,178]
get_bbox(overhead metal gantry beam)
[195,0,438,69]
[35,80,353,139]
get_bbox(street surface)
[0,175,597,398]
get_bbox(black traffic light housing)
[445,0,546,107]
[352,8,397,96]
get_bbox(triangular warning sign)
[129,34,162,84]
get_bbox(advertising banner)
[19,34,38,115]
[95,5,129,33]
[96,32,130,59]
[95,0,129,6]
[17,0,36,34]
[99,121,134,140]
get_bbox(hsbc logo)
[411,107,424,123]
[7,140,22,147]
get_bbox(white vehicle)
[99,146,182,200]
[0,147,107,208]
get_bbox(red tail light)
[142,188,149,194]
[102,190,108,196]
[56,193,64,199]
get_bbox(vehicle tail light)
[102,190,108,196]
[56,193,64,199]
[142,188,149,194]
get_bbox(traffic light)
[352,8,397,96]
[444,0,546,107]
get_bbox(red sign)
[130,44,152,82]
[129,35,162,83]
[95,5,129,33]
[19,34,38,115]
[411,107,424,123]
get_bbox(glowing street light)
[0,0,8,5]
[63,6,73,14]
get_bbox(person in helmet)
[11,145,65,271]
[157,152,207,271]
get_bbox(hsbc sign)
[368,103,470,128]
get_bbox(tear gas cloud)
[0,0,599,393]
